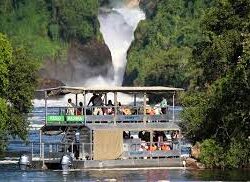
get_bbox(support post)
[42,143,45,169]
[104,93,107,105]
[31,142,33,158]
[143,92,147,124]
[71,143,74,158]
[45,91,48,125]
[150,130,153,159]
[76,94,78,106]
[172,92,175,121]
[84,91,86,124]
[90,130,93,160]
[39,129,42,158]
[133,93,136,106]
[114,92,117,124]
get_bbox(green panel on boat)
[47,115,65,123]
[66,115,84,122]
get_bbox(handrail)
[23,140,190,161]
[30,106,182,125]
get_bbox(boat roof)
[41,123,180,134]
[87,123,180,131]
[37,86,184,96]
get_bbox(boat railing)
[25,140,188,162]
[121,141,182,159]
[44,105,181,124]
[27,142,93,161]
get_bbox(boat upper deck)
[37,86,184,130]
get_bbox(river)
[0,164,249,181]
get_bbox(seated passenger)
[106,100,114,115]
[118,102,123,114]
[161,143,171,151]
[123,108,132,115]
[77,102,83,115]
[148,144,157,151]
[66,98,76,115]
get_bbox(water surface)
[0,165,249,181]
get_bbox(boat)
[19,86,189,170]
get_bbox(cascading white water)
[96,1,145,86]
[33,1,145,106]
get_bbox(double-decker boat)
[19,86,190,170]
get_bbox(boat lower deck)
[31,158,183,170]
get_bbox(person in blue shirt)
[160,97,168,114]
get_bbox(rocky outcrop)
[139,0,160,18]
[38,40,113,87]
[125,0,140,8]
[37,78,65,89]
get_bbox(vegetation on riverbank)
[0,33,38,152]
[0,0,101,60]
[124,0,213,87]
[126,0,249,168]
[181,0,250,168]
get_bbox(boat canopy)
[87,123,180,131]
[37,86,184,96]
[41,123,180,134]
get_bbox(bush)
[199,139,224,168]
[224,139,250,168]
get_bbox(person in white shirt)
[66,98,76,115]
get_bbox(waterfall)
[85,1,145,86]
[33,1,145,107]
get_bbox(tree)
[124,0,213,88]
[181,0,250,168]
[50,0,99,42]
[0,33,38,151]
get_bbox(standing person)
[160,97,168,114]
[88,93,103,115]
[87,93,98,106]
[66,98,76,115]
[87,93,103,106]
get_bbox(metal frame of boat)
[24,86,186,170]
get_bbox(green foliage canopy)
[0,33,38,151]
[124,0,213,88]
[181,0,250,168]
[0,0,101,60]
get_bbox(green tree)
[124,0,213,88]
[181,0,250,168]
[0,33,38,151]
[51,0,99,42]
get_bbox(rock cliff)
[39,40,113,87]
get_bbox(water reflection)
[0,165,249,181]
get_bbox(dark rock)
[37,78,65,89]
[139,0,160,18]
[38,39,113,86]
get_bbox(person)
[161,143,171,151]
[118,102,123,114]
[88,93,103,115]
[87,93,103,106]
[66,98,76,115]
[87,93,98,106]
[77,102,83,115]
[106,100,114,115]
[160,97,168,114]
